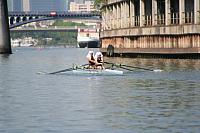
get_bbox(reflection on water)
[104,57,200,71]
[0,47,200,133]
[97,79,200,132]
[0,54,10,64]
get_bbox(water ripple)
[0,48,200,133]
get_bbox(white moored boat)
[77,28,100,48]
[72,69,123,75]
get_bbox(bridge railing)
[8,11,101,16]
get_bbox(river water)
[0,47,200,133]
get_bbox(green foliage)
[10,20,88,47]
[10,31,77,46]
[94,0,107,11]
[94,0,102,10]
[52,20,86,26]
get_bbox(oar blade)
[104,62,163,72]
[153,69,163,72]
[37,64,88,75]
[36,71,48,75]
[49,68,73,74]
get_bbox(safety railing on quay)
[133,16,140,27]
[170,12,179,25]
[157,14,165,25]
[184,12,194,24]
[144,15,152,26]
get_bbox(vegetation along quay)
[99,0,200,58]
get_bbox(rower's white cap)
[88,51,94,54]
[96,51,103,56]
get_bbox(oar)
[37,68,73,75]
[49,68,73,74]
[120,64,162,72]
[117,66,135,71]
[104,61,162,72]
[49,63,89,74]
[104,62,134,71]
[104,61,114,65]
[37,64,88,75]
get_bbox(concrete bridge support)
[0,0,11,54]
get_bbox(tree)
[94,0,107,10]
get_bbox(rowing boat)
[37,62,162,75]
[37,67,123,75]
[72,68,123,75]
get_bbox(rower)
[95,52,104,69]
[86,51,96,68]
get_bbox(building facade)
[23,0,30,11]
[74,0,85,4]
[8,0,30,11]
[69,1,95,12]
[101,0,200,58]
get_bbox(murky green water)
[0,47,200,133]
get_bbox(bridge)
[0,0,101,54]
[8,11,101,29]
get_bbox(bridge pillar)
[0,0,12,54]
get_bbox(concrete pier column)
[123,1,127,28]
[102,10,104,30]
[152,0,158,25]
[194,0,200,24]
[112,5,116,29]
[109,6,113,29]
[108,6,111,29]
[123,2,126,28]
[107,7,110,29]
[0,0,12,54]
[126,1,130,27]
[103,8,107,30]
[165,0,170,25]
[124,2,127,28]
[117,3,120,28]
[130,0,135,27]
[105,7,108,29]
[140,0,145,26]
[113,5,116,29]
[179,0,185,24]
[118,3,120,28]
[107,6,110,29]
[119,3,122,28]
[111,5,115,29]
[115,4,118,28]
[122,2,124,28]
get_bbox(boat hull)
[78,40,100,48]
[72,69,123,75]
